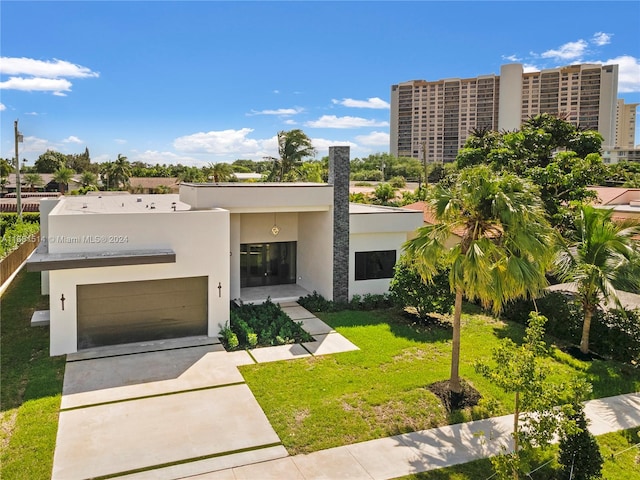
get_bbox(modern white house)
[28,147,423,356]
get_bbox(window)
[355,250,396,281]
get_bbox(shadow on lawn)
[322,307,454,345]
[1,270,65,411]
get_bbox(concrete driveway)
[52,338,287,480]
[52,306,359,479]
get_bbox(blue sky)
[1,1,639,167]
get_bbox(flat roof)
[181,182,330,187]
[348,203,422,214]
[54,194,191,215]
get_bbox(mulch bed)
[428,379,482,412]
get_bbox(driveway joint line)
[60,381,247,411]
[66,343,220,362]
[90,442,284,480]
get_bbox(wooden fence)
[0,232,40,286]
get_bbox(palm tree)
[110,154,131,189]
[555,205,640,354]
[206,162,234,182]
[404,165,555,393]
[53,167,76,194]
[23,173,44,192]
[79,171,97,188]
[267,129,316,181]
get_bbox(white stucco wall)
[298,211,334,299]
[349,232,409,297]
[47,204,230,355]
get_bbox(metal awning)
[26,247,176,272]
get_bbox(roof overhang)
[26,247,176,272]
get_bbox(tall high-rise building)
[390,63,627,163]
[616,99,639,148]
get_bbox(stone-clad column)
[329,146,350,303]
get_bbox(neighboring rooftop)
[348,203,422,214]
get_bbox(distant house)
[28,147,423,356]
[403,201,463,247]
[590,186,640,221]
[2,173,81,195]
[128,177,180,194]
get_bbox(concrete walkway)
[52,303,640,480]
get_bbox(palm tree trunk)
[450,289,464,393]
[580,308,593,354]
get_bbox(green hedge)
[0,213,40,237]
[0,221,40,259]
[503,292,640,363]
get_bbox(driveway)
[52,338,287,480]
[52,304,358,479]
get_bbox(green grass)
[0,270,65,480]
[240,308,640,455]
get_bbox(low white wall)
[47,207,230,355]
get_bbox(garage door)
[77,276,208,350]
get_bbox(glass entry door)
[240,242,297,287]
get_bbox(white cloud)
[0,103,5,111]
[114,139,128,145]
[248,107,303,116]
[283,119,297,125]
[332,97,390,109]
[592,32,612,46]
[173,128,269,156]
[355,131,390,147]
[0,57,99,79]
[130,150,202,166]
[522,63,540,73]
[0,57,98,95]
[0,76,73,95]
[605,55,640,93]
[306,115,389,129]
[541,39,588,61]
[63,136,83,144]
[503,55,520,62]
[21,135,55,154]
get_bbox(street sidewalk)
[186,392,640,480]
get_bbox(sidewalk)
[183,392,640,480]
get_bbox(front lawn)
[240,308,640,455]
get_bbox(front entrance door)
[240,242,297,287]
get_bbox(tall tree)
[266,129,316,181]
[110,154,131,189]
[79,171,97,188]
[53,167,76,194]
[34,150,67,173]
[206,162,234,182]
[555,205,640,354]
[404,165,555,393]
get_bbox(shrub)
[220,299,312,350]
[389,176,406,188]
[389,259,454,320]
[503,292,640,363]
[557,406,603,479]
[0,220,40,258]
[298,291,391,313]
[351,170,383,182]
[0,213,40,236]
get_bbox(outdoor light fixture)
[271,213,280,236]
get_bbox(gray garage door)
[77,276,208,350]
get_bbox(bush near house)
[219,299,313,350]
[0,213,40,236]
[297,291,392,313]
[503,292,640,364]
[0,220,40,259]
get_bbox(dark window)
[355,250,396,281]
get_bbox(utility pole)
[420,140,428,188]
[14,120,23,219]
